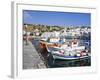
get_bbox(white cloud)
[23,11,32,22]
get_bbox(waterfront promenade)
[23,40,46,69]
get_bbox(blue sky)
[23,10,91,27]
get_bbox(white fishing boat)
[46,45,90,60]
[39,31,91,66]
[45,37,90,62]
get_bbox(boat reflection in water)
[49,57,91,68]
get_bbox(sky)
[23,10,91,27]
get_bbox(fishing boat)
[39,30,91,66]
[46,45,90,60]
[46,42,90,66]
[40,37,90,58]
